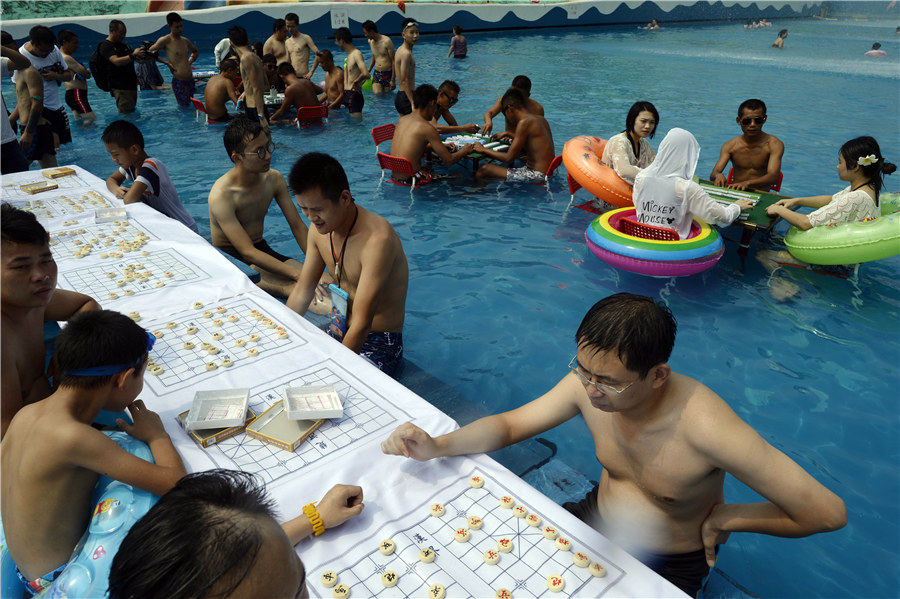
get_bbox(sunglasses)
[740,116,766,126]
[442,92,459,106]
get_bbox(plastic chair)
[618,215,679,241]
[372,123,395,154]
[727,167,783,192]
[545,154,563,182]
[295,104,328,126]
[376,151,418,196]
[190,98,208,123]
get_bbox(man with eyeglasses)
[710,98,784,191]
[382,293,846,597]
[208,116,328,311]
[429,80,479,135]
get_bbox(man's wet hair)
[501,87,526,110]
[28,25,56,47]
[575,293,676,379]
[102,120,145,150]
[362,20,378,33]
[109,470,283,599]
[166,12,182,26]
[219,58,238,73]
[316,48,333,62]
[56,310,150,390]
[277,62,295,77]
[738,98,766,117]
[109,19,126,34]
[625,101,659,139]
[1,203,49,246]
[285,12,299,24]
[228,25,249,48]
[57,30,78,46]
[335,27,352,44]
[223,115,263,161]
[453,25,463,35]
[401,17,418,31]
[412,83,438,108]
[511,75,532,93]
[273,18,286,33]
[289,152,350,203]
[262,53,277,66]
[439,80,460,95]
[0,31,15,48]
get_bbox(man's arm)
[304,36,321,79]
[262,37,276,57]
[395,51,411,92]
[473,119,529,164]
[385,41,396,89]
[349,52,369,89]
[40,50,72,83]
[285,237,326,314]
[62,53,90,78]
[44,289,100,322]
[340,236,392,353]
[327,71,345,110]
[697,402,847,567]
[709,141,733,187]
[148,35,168,54]
[106,169,129,199]
[281,484,364,545]
[481,97,502,135]
[425,126,474,166]
[269,88,295,121]
[186,38,199,65]
[1,45,31,71]
[272,172,309,252]
[382,373,584,460]
[730,137,785,191]
[20,69,45,151]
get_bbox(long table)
[0,166,686,598]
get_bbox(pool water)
[6,16,899,598]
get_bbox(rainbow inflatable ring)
[586,207,725,276]
[0,431,158,599]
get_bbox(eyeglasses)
[242,142,274,159]
[740,116,766,126]
[442,92,459,106]
[567,356,637,395]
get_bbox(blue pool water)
[5,16,898,598]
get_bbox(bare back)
[393,44,415,95]
[239,52,268,110]
[286,79,320,108]
[390,113,435,171]
[204,74,237,120]
[208,168,283,249]
[518,113,556,173]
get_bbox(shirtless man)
[382,293,847,596]
[269,63,321,123]
[473,87,555,183]
[58,30,95,124]
[285,12,320,79]
[390,84,474,183]
[362,20,394,94]
[149,12,199,108]
[316,50,344,110]
[208,116,311,299]
[262,19,289,66]
[204,58,239,121]
[710,98,784,191]
[481,75,544,136]
[393,18,418,115]
[1,33,53,168]
[286,153,409,378]
[334,27,369,119]
[228,25,270,133]
[1,204,100,436]
[430,80,479,135]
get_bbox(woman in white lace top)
[601,101,659,185]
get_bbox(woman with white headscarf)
[633,128,753,240]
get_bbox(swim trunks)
[394,89,412,115]
[394,168,433,186]
[41,107,71,145]
[506,165,546,183]
[562,485,713,596]
[171,76,195,108]
[244,103,271,123]
[207,111,234,123]
[1,139,29,174]
[19,121,55,160]
[342,89,364,113]
[17,563,67,597]
[218,239,293,266]
[360,331,404,378]
[64,88,92,115]
[135,60,163,90]
[372,69,392,86]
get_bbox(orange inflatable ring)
[562,136,634,207]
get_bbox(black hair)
[0,31,15,48]
[778,29,788,37]
[511,75,532,93]
[285,12,299,23]
[273,18,286,32]
[624,101,659,140]
[501,87,526,110]
[166,12,182,26]
[262,53,276,65]
[871,42,882,50]
[219,58,238,73]
[108,470,282,599]
[401,17,418,31]
[575,293,676,379]
[412,83,438,109]
[56,310,149,390]
[228,25,249,48]
[1,203,49,246]
[289,152,350,203]
[251,41,263,57]
[277,62,295,77]
[102,120,145,150]
[57,30,77,45]
[362,20,377,33]
[316,48,333,62]
[839,136,896,206]
[109,19,125,34]
[28,25,56,47]
[335,27,352,43]
[738,98,766,117]
[439,80,460,95]
[223,115,263,160]
[453,25,463,34]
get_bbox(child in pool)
[0,309,187,596]
[758,136,896,298]
[601,101,659,185]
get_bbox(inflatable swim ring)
[585,207,725,276]
[784,192,900,265]
[563,136,634,207]
[0,431,159,599]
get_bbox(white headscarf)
[633,128,701,239]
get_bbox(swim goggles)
[63,331,156,376]
[403,20,419,31]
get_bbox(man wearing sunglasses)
[382,293,846,597]
[710,98,784,191]
[429,80,479,135]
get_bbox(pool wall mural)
[1,1,822,43]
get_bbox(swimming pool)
[5,15,899,598]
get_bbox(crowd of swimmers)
[1,10,896,599]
